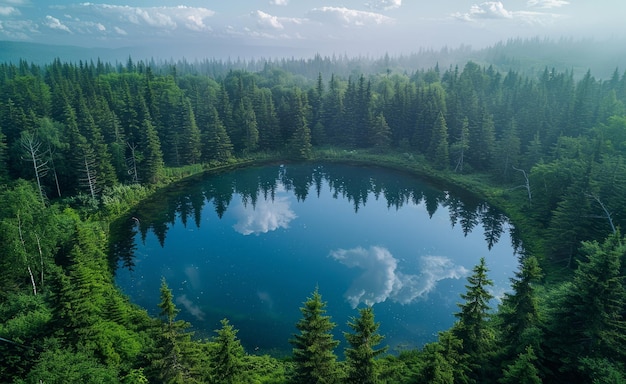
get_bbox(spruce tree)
[453,257,495,382]
[344,306,387,384]
[499,255,543,361]
[427,111,450,170]
[499,346,542,384]
[545,232,626,380]
[211,318,245,384]
[290,287,340,384]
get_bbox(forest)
[1,39,626,383]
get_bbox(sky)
[0,0,624,59]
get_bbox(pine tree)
[138,118,164,185]
[178,96,202,165]
[202,106,233,163]
[344,306,387,384]
[370,113,392,152]
[158,277,179,326]
[499,346,542,384]
[427,112,450,170]
[211,318,245,384]
[545,232,626,380]
[499,255,543,361]
[453,257,495,382]
[0,123,8,182]
[290,287,340,384]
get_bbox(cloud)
[329,246,469,307]
[233,195,297,235]
[308,7,393,27]
[527,0,569,8]
[44,15,70,33]
[176,294,205,321]
[366,0,402,11]
[270,0,289,5]
[453,2,513,21]
[251,10,304,31]
[63,3,215,34]
[452,1,563,25]
[0,6,19,16]
[113,26,127,35]
[254,10,283,30]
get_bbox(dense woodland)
[1,41,626,383]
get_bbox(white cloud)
[453,2,513,21]
[527,0,569,8]
[308,7,393,27]
[329,246,468,307]
[270,0,289,5]
[114,26,127,35]
[233,195,297,235]
[0,6,19,16]
[367,0,402,11]
[452,1,562,25]
[68,4,215,33]
[253,10,284,30]
[45,15,71,33]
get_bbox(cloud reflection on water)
[233,195,297,235]
[329,246,469,308]
[176,294,206,321]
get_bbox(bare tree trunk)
[512,166,532,204]
[17,212,37,296]
[36,233,44,289]
[587,193,616,235]
[21,132,48,205]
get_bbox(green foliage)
[344,306,388,384]
[544,232,626,380]
[453,257,496,382]
[210,318,245,384]
[290,287,341,384]
[158,277,179,326]
[499,346,542,384]
[23,344,120,384]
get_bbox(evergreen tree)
[451,117,470,172]
[138,118,164,184]
[545,232,626,381]
[468,112,496,170]
[498,255,543,361]
[150,278,200,383]
[344,306,387,384]
[453,257,495,382]
[370,112,392,152]
[202,106,233,163]
[499,346,542,384]
[178,96,202,165]
[427,112,450,170]
[210,318,245,384]
[158,277,179,326]
[290,287,340,384]
[0,123,7,182]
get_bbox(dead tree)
[586,193,616,235]
[127,141,139,184]
[20,132,48,205]
[17,212,37,296]
[80,151,99,200]
[512,166,532,204]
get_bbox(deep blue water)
[113,163,518,356]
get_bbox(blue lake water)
[112,163,519,356]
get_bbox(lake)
[111,162,519,356]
